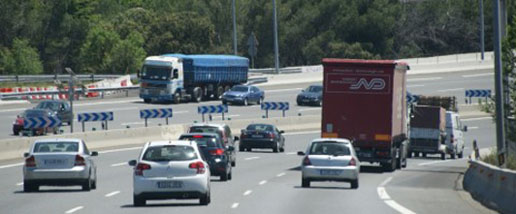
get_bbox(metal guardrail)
[0,74,122,83]
[0,85,140,99]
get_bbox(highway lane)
[0,68,493,141]
[0,120,496,214]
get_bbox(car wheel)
[200,191,210,205]
[92,178,97,190]
[279,147,285,153]
[228,169,233,180]
[441,152,446,160]
[133,195,146,207]
[273,142,279,153]
[23,181,38,192]
[82,177,92,191]
[13,130,19,136]
[351,179,359,189]
[243,98,248,106]
[221,172,228,181]
[301,178,310,188]
[231,160,236,167]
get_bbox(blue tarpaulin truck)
[138,54,249,104]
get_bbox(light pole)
[272,0,280,74]
[479,0,485,60]
[493,0,506,167]
[232,0,238,55]
[65,67,75,133]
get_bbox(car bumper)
[302,166,359,182]
[297,97,320,105]
[23,166,89,180]
[207,160,229,176]
[222,97,245,103]
[133,174,209,196]
[240,139,276,148]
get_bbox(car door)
[250,87,259,103]
[454,115,465,153]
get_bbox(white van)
[445,111,467,159]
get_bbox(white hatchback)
[129,140,211,206]
[298,138,360,189]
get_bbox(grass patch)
[481,149,516,170]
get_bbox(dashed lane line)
[277,172,286,177]
[231,203,239,209]
[0,162,23,169]
[105,191,121,197]
[462,117,492,122]
[259,180,267,185]
[283,130,320,136]
[244,157,260,161]
[65,206,84,214]
[407,77,442,82]
[111,162,127,167]
[243,190,252,196]
[437,88,464,92]
[418,159,459,166]
[462,73,493,78]
[16,182,23,186]
[377,177,416,214]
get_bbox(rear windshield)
[23,110,49,118]
[246,124,273,132]
[36,102,60,111]
[143,145,197,161]
[34,142,79,153]
[179,136,221,148]
[189,127,223,138]
[231,86,248,92]
[309,142,350,156]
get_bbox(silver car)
[23,138,98,192]
[297,138,360,189]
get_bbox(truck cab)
[139,56,184,104]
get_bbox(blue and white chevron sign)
[23,116,61,129]
[406,92,420,103]
[197,104,228,114]
[78,112,114,122]
[261,102,289,110]
[140,108,173,119]
[465,89,491,98]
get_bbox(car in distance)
[188,123,238,167]
[296,84,323,106]
[179,133,234,181]
[221,85,264,106]
[13,109,60,136]
[239,123,285,153]
[23,138,98,192]
[129,140,211,206]
[297,138,360,189]
[34,100,73,125]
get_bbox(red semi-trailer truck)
[321,59,409,172]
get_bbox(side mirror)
[91,151,98,156]
[227,146,235,151]
[279,130,285,134]
[297,151,305,156]
[23,152,30,158]
[463,126,468,132]
[301,90,305,92]
[234,136,239,141]
[128,160,137,166]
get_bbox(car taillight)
[349,157,356,166]
[302,156,311,166]
[268,133,275,138]
[141,82,148,87]
[25,156,36,167]
[74,155,86,166]
[209,148,224,156]
[189,161,206,174]
[15,118,24,125]
[134,163,151,176]
[241,132,247,138]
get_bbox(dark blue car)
[296,84,323,106]
[221,85,264,106]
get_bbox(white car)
[297,138,360,189]
[23,138,98,192]
[129,140,211,206]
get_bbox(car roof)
[189,123,226,129]
[147,140,196,147]
[247,123,274,127]
[34,138,82,143]
[180,133,219,138]
[311,138,351,144]
[39,100,66,104]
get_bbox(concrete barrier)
[463,159,516,213]
[0,115,321,161]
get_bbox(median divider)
[0,115,321,161]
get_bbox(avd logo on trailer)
[349,78,386,90]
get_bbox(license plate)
[360,152,373,158]
[320,170,341,176]
[157,181,183,189]
[44,159,66,165]
[251,135,262,138]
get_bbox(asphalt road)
[0,69,494,140]
[0,121,496,214]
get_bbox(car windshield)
[36,102,60,111]
[179,136,221,148]
[306,85,322,93]
[23,110,49,118]
[143,145,197,161]
[34,142,79,153]
[309,141,350,156]
[246,124,274,132]
[189,126,223,139]
[231,86,249,92]
[141,65,172,80]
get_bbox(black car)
[13,109,59,136]
[296,84,323,106]
[34,100,73,125]
[188,123,239,167]
[179,133,234,181]
[240,124,285,153]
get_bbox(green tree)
[79,24,120,73]
[105,32,146,74]
[0,46,15,75]
[9,38,44,75]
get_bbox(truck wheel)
[224,85,231,92]
[143,99,151,103]
[458,151,464,159]
[441,152,446,160]
[422,153,427,158]
[414,152,420,158]
[450,153,456,159]
[192,87,202,102]
[215,86,224,100]
[407,151,412,158]
[239,146,244,152]
[173,92,181,104]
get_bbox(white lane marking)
[98,147,141,154]
[418,159,457,166]
[377,187,391,200]
[245,157,260,161]
[283,130,320,136]
[298,108,321,112]
[259,180,267,185]
[65,206,84,214]
[105,191,121,197]
[468,126,479,130]
[106,107,137,111]
[377,177,416,214]
[286,152,297,155]
[16,182,23,186]
[121,122,145,126]
[231,203,239,209]
[462,117,492,122]
[213,114,240,119]
[0,162,23,169]
[75,99,141,107]
[0,107,27,113]
[407,84,425,88]
[462,73,493,78]
[111,162,127,167]
[384,200,416,214]
[265,88,302,93]
[407,77,442,82]
[243,190,252,196]
[437,88,464,92]
[277,172,286,177]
